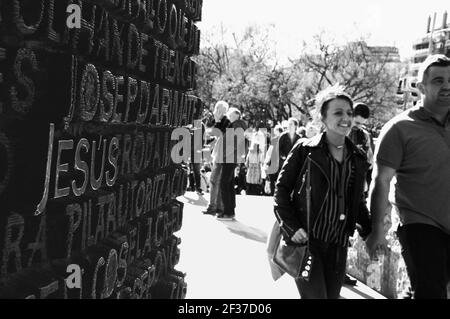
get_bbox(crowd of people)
[185,54,450,299]
[187,104,377,200]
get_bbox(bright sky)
[198,0,449,64]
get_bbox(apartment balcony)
[413,48,430,57]
[412,36,430,47]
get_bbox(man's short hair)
[418,54,450,83]
[287,117,299,127]
[353,102,370,119]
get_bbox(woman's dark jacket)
[273,133,372,244]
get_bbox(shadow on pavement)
[219,220,268,244]
[182,194,209,207]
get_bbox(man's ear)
[417,82,426,94]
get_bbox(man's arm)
[273,143,306,242]
[365,163,396,258]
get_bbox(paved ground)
[176,192,386,299]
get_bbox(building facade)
[397,11,450,108]
[411,11,450,76]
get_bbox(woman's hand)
[291,228,308,244]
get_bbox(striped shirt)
[311,149,355,247]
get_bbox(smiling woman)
[273,85,371,299]
[317,90,354,159]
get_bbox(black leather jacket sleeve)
[273,142,307,242]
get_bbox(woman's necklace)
[328,142,345,149]
[326,132,345,150]
[328,142,345,163]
